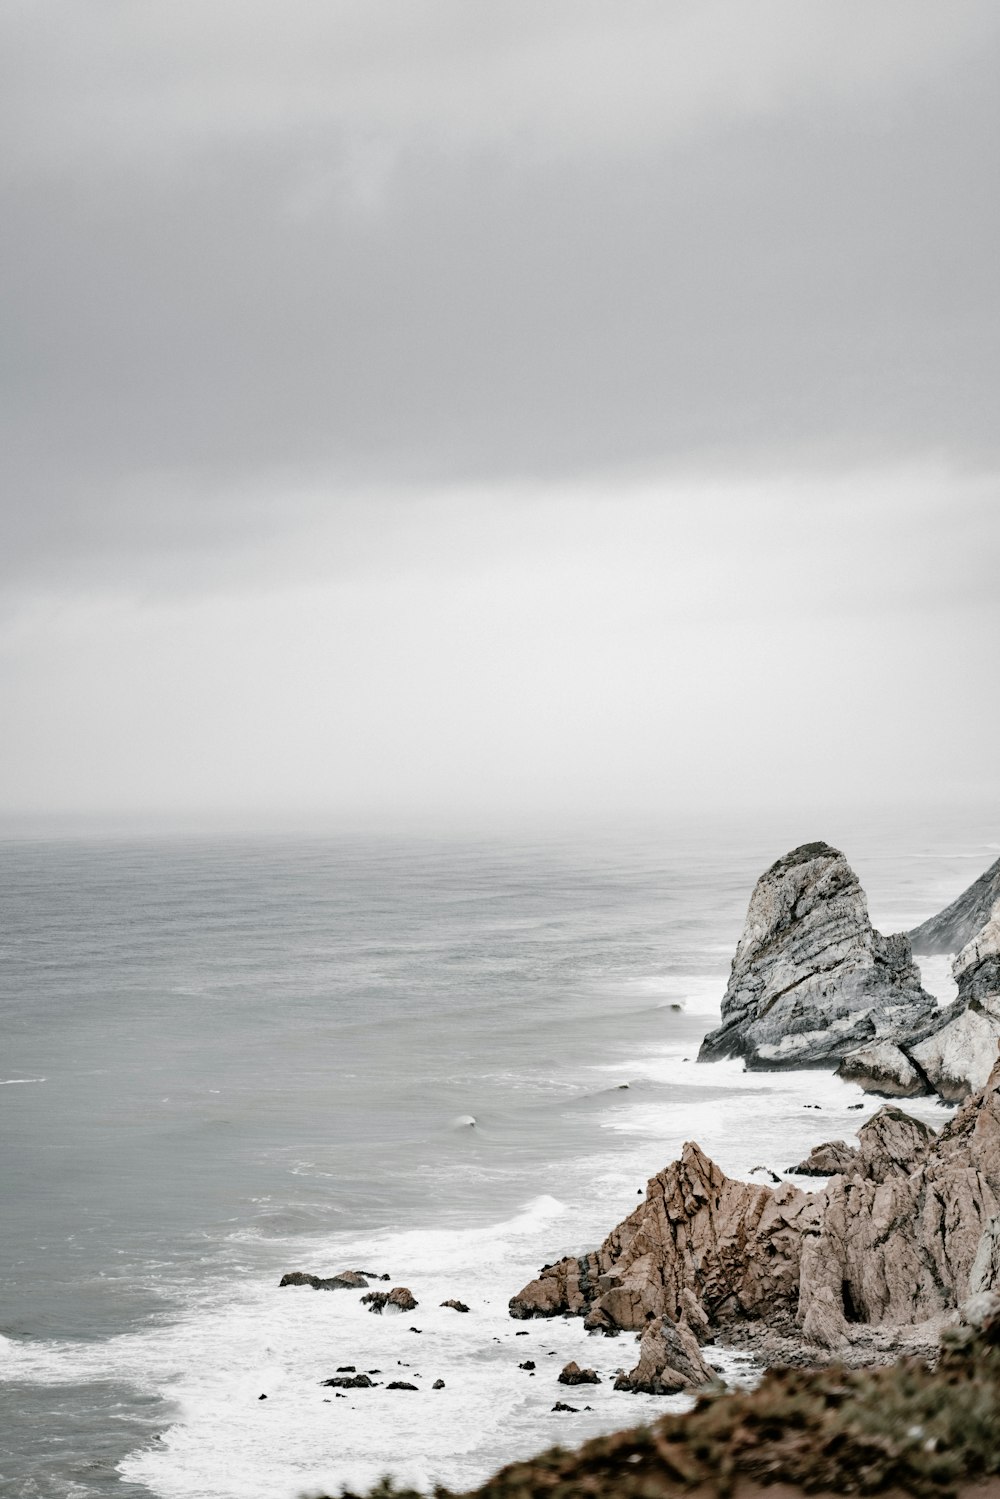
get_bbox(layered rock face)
[510,1055,1000,1354]
[908,855,1000,955]
[698,842,936,1069]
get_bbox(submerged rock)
[279,1269,369,1289]
[909,856,1000,955]
[698,842,935,1069]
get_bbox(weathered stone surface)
[954,901,1000,1004]
[910,1006,1000,1101]
[698,843,936,1069]
[788,1140,859,1177]
[558,1361,600,1385]
[909,857,1000,956]
[512,1059,1000,1358]
[836,1040,931,1098]
[509,1140,819,1331]
[613,1317,715,1394]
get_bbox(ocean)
[1,810,994,1498]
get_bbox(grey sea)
[1,809,993,1498]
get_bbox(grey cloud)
[1,1,999,590]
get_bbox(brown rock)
[788,1140,859,1177]
[439,1298,470,1312]
[613,1317,715,1394]
[361,1286,418,1314]
[558,1361,600,1385]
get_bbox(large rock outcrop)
[698,842,937,1069]
[613,1317,715,1394]
[908,855,1000,955]
[510,1054,1000,1352]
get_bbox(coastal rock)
[558,1361,600,1385]
[509,1141,819,1331]
[836,1040,931,1098]
[613,1317,715,1394]
[361,1286,418,1314]
[909,856,1000,955]
[386,1380,418,1391]
[787,1140,858,1177]
[954,901,1000,1004]
[698,843,936,1069]
[440,1299,470,1312]
[279,1269,369,1289]
[910,1005,1000,1101]
[799,1285,848,1350]
[321,1373,375,1388]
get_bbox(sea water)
[1,812,995,1498]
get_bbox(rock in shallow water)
[613,1317,715,1395]
[698,842,935,1070]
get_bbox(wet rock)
[558,1361,600,1385]
[613,1317,715,1394]
[551,1401,578,1412]
[698,843,935,1069]
[321,1374,375,1389]
[440,1299,470,1312]
[279,1269,369,1289]
[519,1360,535,1370]
[361,1286,418,1314]
[386,1381,419,1391]
[788,1140,858,1177]
[909,856,1000,955]
[432,1379,445,1389]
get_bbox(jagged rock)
[361,1286,418,1314]
[613,1317,715,1394]
[386,1380,418,1391]
[432,1378,445,1389]
[968,1214,1000,1296]
[321,1373,375,1388]
[788,1140,859,1177]
[518,1359,535,1370]
[698,843,936,1069]
[279,1269,369,1289]
[558,1361,600,1385]
[954,901,1000,1004]
[800,1285,848,1350]
[909,857,1000,955]
[509,1141,819,1331]
[836,1040,931,1098]
[551,1402,578,1412]
[440,1299,470,1312]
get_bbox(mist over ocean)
[0,812,993,1498]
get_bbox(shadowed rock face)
[955,902,1000,1005]
[509,1057,1000,1352]
[698,842,936,1069]
[909,856,1000,955]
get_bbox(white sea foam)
[0,1076,47,1085]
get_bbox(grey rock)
[954,901,1000,1005]
[698,843,936,1069]
[909,857,1000,955]
[910,1004,1000,1102]
[836,1040,931,1098]
[279,1269,369,1290]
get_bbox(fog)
[2,2,998,829]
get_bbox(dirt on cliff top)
[328,1313,1000,1499]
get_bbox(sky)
[1,1,998,831]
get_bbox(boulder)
[909,857,1000,955]
[788,1140,859,1177]
[558,1361,600,1385]
[836,1040,931,1098]
[613,1317,715,1394]
[698,843,936,1069]
[440,1299,470,1313]
[386,1381,419,1391]
[361,1286,418,1314]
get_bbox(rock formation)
[954,900,1000,1003]
[698,842,936,1069]
[613,1316,715,1394]
[510,1054,1000,1359]
[361,1286,418,1313]
[788,1139,858,1176]
[279,1269,369,1289]
[558,1361,600,1385]
[908,855,1000,955]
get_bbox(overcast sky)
[2,1,998,829]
